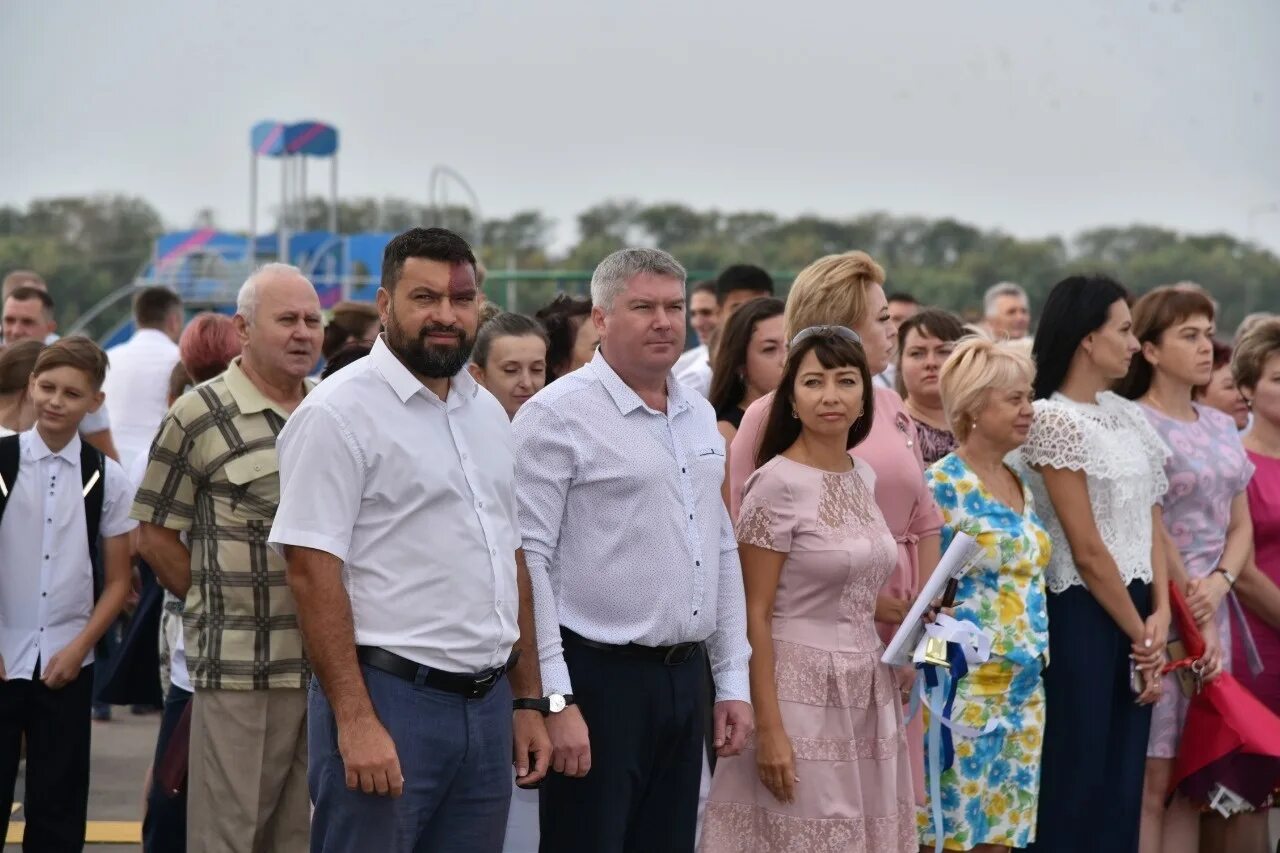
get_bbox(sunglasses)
[788,325,863,349]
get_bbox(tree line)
[1,194,1275,335]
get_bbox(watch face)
[548,694,566,713]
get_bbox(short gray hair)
[983,282,1028,317]
[237,262,304,323]
[590,248,686,313]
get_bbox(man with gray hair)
[133,263,323,852]
[983,281,1032,340]
[513,247,753,851]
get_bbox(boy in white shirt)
[0,337,136,850]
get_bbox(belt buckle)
[470,669,499,697]
[663,643,695,666]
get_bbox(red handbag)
[1164,581,1280,810]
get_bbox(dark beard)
[385,311,475,379]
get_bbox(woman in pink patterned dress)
[728,252,942,800]
[701,327,915,853]
[1116,287,1252,853]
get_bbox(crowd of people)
[0,230,1277,853]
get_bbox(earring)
[791,409,799,419]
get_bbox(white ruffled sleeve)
[1021,400,1090,471]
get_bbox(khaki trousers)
[187,687,309,853]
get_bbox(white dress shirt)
[0,429,137,680]
[674,344,713,398]
[512,349,751,702]
[269,336,520,674]
[103,328,181,472]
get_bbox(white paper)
[881,531,983,667]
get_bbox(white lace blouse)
[1014,391,1171,594]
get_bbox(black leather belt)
[560,627,702,667]
[356,646,518,699]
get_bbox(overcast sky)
[3,0,1278,253]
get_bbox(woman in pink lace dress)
[701,327,915,853]
[728,252,942,799]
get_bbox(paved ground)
[7,710,160,851]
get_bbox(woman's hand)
[875,595,911,625]
[1131,609,1168,673]
[755,724,798,805]
[1186,572,1230,627]
[1197,619,1224,683]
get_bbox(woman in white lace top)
[1015,275,1171,853]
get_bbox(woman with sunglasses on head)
[1016,275,1171,853]
[728,251,943,801]
[700,327,915,852]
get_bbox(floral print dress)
[920,453,1052,850]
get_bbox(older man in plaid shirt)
[133,263,323,853]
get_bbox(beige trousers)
[187,687,309,853]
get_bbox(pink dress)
[1142,404,1255,758]
[700,456,916,853]
[729,386,943,799]
[1235,450,1280,714]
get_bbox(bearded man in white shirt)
[513,247,753,852]
[270,228,549,853]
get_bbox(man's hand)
[513,709,551,787]
[1186,573,1230,627]
[338,716,403,797]
[41,642,88,690]
[713,699,754,758]
[545,704,591,777]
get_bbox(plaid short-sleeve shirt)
[131,358,314,691]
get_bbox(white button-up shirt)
[269,336,520,674]
[674,344,712,398]
[513,350,751,702]
[103,328,181,472]
[0,429,137,680]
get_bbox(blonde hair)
[783,251,885,340]
[1233,317,1280,391]
[939,334,1036,441]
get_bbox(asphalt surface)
[7,709,159,851]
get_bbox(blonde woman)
[923,336,1050,852]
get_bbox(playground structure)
[70,119,744,347]
[71,118,604,347]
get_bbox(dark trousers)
[539,638,706,853]
[309,664,514,853]
[143,684,192,852]
[1027,581,1153,853]
[0,665,93,852]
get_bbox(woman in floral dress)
[922,336,1050,852]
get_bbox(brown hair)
[322,301,380,361]
[755,330,875,469]
[0,340,45,394]
[1233,317,1280,391]
[894,308,967,399]
[783,251,885,340]
[32,336,109,391]
[167,361,192,405]
[1115,285,1216,400]
[2,270,46,301]
[133,286,182,328]
[708,297,785,415]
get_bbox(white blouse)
[1015,391,1170,594]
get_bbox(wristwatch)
[513,693,575,716]
[1212,566,1237,587]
